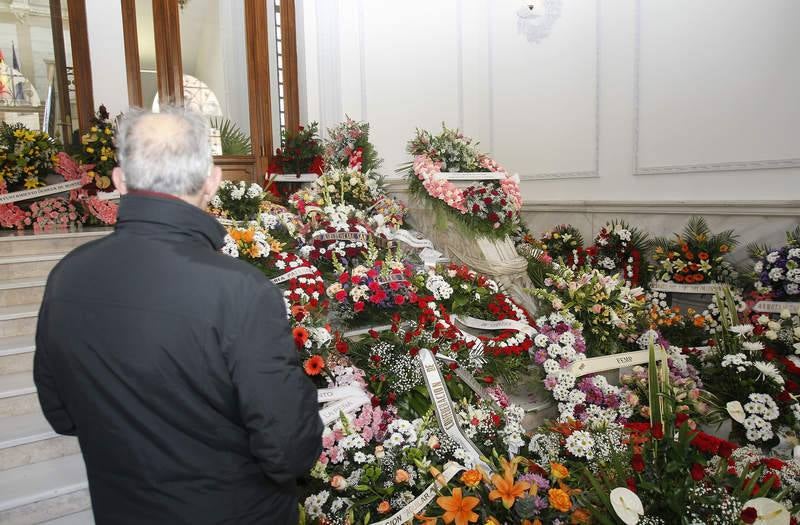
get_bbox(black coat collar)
[116,191,226,250]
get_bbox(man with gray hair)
[34,108,323,524]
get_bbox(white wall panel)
[635,0,800,174]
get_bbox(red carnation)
[651,424,664,440]
[631,454,645,473]
[626,477,637,493]
[335,340,349,354]
[354,301,365,313]
[690,463,705,481]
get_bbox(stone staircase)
[0,230,111,525]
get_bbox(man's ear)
[112,167,128,195]
[204,166,223,202]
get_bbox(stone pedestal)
[407,200,538,315]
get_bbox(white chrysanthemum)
[534,334,550,348]
[766,252,780,264]
[753,361,785,386]
[742,341,765,352]
[769,267,786,282]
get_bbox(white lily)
[742,497,790,525]
[610,487,644,525]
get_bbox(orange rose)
[376,500,391,514]
[550,462,569,480]
[720,244,729,253]
[693,316,706,328]
[695,273,704,282]
[699,252,709,260]
[394,469,409,484]
[674,274,685,283]
[548,488,572,512]
[460,469,483,488]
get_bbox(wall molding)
[510,0,601,181]
[632,0,800,176]
[520,200,800,217]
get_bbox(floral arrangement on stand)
[415,454,586,525]
[25,197,81,231]
[404,124,522,239]
[531,311,639,425]
[652,217,738,285]
[587,220,652,287]
[208,180,266,223]
[532,264,646,355]
[267,122,324,182]
[699,290,799,447]
[75,105,117,193]
[748,226,800,301]
[0,122,60,191]
[644,290,712,348]
[326,258,416,326]
[0,143,119,230]
[539,224,586,270]
[416,264,535,381]
[324,116,382,174]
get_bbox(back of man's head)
[116,107,212,197]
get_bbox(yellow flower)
[550,462,569,480]
[23,176,41,189]
[90,126,98,132]
[95,176,111,189]
[86,147,95,154]
[104,127,112,135]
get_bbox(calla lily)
[610,487,644,525]
[742,498,790,525]
[726,400,746,424]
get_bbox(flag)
[11,42,23,101]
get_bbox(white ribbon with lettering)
[318,392,372,426]
[317,385,367,404]
[567,349,666,378]
[453,315,536,338]
[753,301,800,314]
[377,273,408,286]
[371,462,465,525]
[385,229,435,250]
[270,266,315,285]
[313,231,371,243]
[418,348,493,472]
[0,180,83,204]
[650,282,724,295]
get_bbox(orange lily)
[488,468,531,509]
[436,488,480,525]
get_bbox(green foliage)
[210,117,252,156]
[405,123,489,173]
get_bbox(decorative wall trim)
[357,0,367,121]
[456,0,464,131]
[632,0,800,176]
[511,0,601,181]
[520,200,800,217]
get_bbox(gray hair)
[116,107,212,196]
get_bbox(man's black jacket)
[34,192,323,524]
